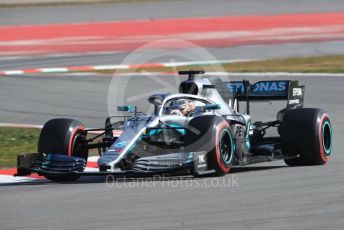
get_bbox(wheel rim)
[219,128,234,165]
[72,132,87,159]
[322,120,332,156]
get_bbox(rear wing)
[225,80,305,109]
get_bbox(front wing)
[15,151,213,178]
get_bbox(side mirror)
[117,105,134,112]
[204,104,221,110]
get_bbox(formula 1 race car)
[15,70,333,181]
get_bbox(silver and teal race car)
[16,70,333,181]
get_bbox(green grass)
[223,55,344,73]
[0,127,100,169]
[0,127,40,169]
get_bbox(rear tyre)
[38,118,88,181]
[281,108,332,166]
[185,115,235,176]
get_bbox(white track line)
[0,59,252,76]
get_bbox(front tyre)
[38,118,88,181]
[185,115,235,176]
[281,108,332,166]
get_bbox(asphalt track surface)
[1,1,344,229]
[1,0,344,26]
[1,73,344,230]
[0,72,343,128]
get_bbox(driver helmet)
[171,99,195,116]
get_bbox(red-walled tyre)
[38,118,88,181]
[281,108,332,166]
[185,115,235,176]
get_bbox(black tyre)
[185,115,235,176]
[281,108,332,166]
[38,118,88,181]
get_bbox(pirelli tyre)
[281,108,332,166]
[185,115,235,176]
[38,118,88,181]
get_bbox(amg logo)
[293,88,303,96]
